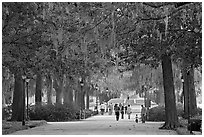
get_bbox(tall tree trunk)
[2,80,7,107]
[55,80,63,104]
[35,72,42,105]
[53,73,64,105]
[82,89,85,109]
[86,88,89,110]
[2,92,6,107]
[182,64,189,118]
[183,64,197,117]
[64,87,69,104]
[76,89,81,107]
[188,66,197,116]
[160,54,179,129]
[64,78,73,104]
[47,74,53,105]
[11,72,24,121]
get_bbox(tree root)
[159,122,181,130]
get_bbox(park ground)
[3,112,201,135]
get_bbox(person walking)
[108,103,113,115]
[100,103,105,115]
[121,105,124,119]
[126,105,132,119]
[135,114,138,123]
[114,104,120,121]
[124,105,127,114]
[141,105,147,123]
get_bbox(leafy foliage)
[148,103,184,121]
[29,104,97,121]
[2,2,202,124]
[2,105,12,120]
[29,104,79,121]
[2,3,47,74]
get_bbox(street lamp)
[21,75,26,126]
[79,78,84,119]
[25,78,30,120]
[181,76,184,103]
[95,84,99,114]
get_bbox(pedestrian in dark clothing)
[121,105,124,119]
[141,105,147,123]
[135,114,138,123]
[125,105,127,114]
[114,104,120,121]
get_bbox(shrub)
[29,104,98,122]
[148,105,165,121]
[176,102,184,117]
[29,103,80,122]
[196,107,202,115]
[148,103,184,121]
[82,109,97,119]
[2,105,12,120]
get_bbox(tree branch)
[83,3,123,33]
[142,2,192,9]
[118,4,193,36]
[142,2,174,8]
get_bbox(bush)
[196,107,202,115]
[81,109,98,119]
[2,105,12,120]
[29,103,80,122]
[29,104,98,122]
[176,102,184,117]
[148,103,184,121]
[148,105,165,121]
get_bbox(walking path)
[11,113,177,135]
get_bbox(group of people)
[100,102,147,123]
[135,105,147,123]
[108,103,147,123]
[112,103,133,121]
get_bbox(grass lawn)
[2,120,47,135]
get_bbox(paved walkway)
[11,113,177,135]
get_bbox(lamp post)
[181,76,184,104]
[25,78,30,120]
[79,77,84,119]
[95,84,99,114]
[21,75,26,126]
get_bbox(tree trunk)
[86,88,89,110]
[2,80,7,107]
[183,64,197,117]
[64,87,69,104]
[11,72,24,121]
[82,89,85,109]
[53,74,64,105]
[76,89,81,107]
[35,72,42,105]
[160,54,179,129]
[182,64,189,118]
[188,66,197,116]
[64,78,73,104]
[55,80,63,104]
[47,74,53,105]
[2,92,6,107]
